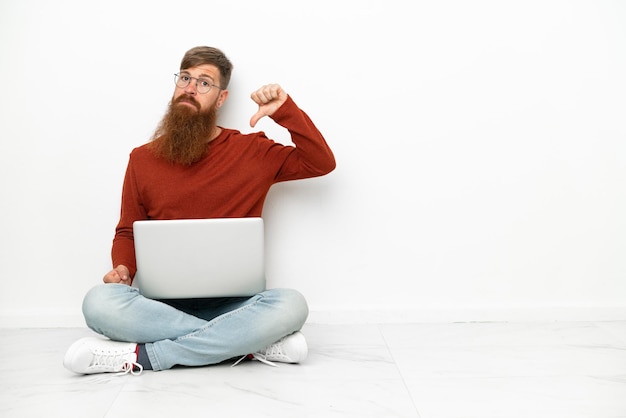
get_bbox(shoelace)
[231,338,291,368]
[231,353,278,368]
[91,352,143,376]
[260,341,287,360]
[117,361,144,376]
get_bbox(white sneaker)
[233,331,308,367]
[63,337,142,375]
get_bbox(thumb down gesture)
[249,84,288,127]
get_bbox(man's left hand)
[249,84,288,127]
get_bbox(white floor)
[1,321,625,418]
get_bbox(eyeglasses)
[174,73,223,94]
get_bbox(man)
[63,46,335,374]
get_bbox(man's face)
[148,63,228,165]
[173,64,228,112]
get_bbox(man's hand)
[249,84,288,127]
[103,265,131,285]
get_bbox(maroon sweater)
[112,96,335,278]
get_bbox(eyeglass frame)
[174,72,224,94]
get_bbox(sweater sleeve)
[269,96,336,182]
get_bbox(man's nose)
[184,80,197,95]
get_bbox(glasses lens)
[174,74,188,88]
[197,79,212,94]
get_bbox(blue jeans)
[82,284,308,371]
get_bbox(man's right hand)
[103,265,131,285]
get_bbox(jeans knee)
[266,288,309,329]
[82,284,136,331]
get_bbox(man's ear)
[217,89,229,108]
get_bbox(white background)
[1,0,625,326]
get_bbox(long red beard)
[149,95,218,166]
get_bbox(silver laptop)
[132,217,265,299]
